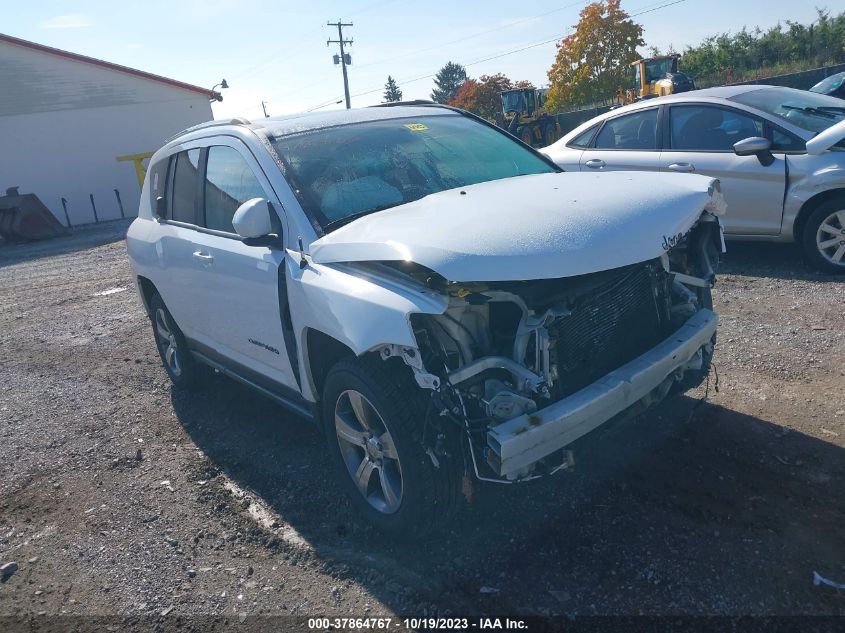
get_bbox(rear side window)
[204,146,266,233]
[568,124,598,148]
[147,159,169,209]
[170,149,201,223]
[594,109,658,150]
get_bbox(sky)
[1,0,831,120]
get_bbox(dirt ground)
[0,220,843,624]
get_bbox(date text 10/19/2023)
[308,618,529,630]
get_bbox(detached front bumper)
[486,309,718,479]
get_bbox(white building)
[0,33,215,226]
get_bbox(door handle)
[192,251,213,264]
[584,159,606,169]
[667,162,695,173]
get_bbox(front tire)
[518,126,534,147]
[801,199,845,274]
[321,357,460,538]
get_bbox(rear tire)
[148,293,204,389]
[321,356,460,539]
[801,199,845,274]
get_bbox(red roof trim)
[0,32,217,98]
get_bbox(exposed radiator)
[548,261,672,400]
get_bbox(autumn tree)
[546,0,644,110]
[431,61,467,103]
[448,74,535,119]
[383,75,403,102]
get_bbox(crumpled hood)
[310,171,724,282]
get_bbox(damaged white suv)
[126,104,724,537]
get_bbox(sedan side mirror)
[733,136,775,166]
[233,198,273,239]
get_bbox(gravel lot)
[1,221,843,623]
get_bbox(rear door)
[154,148,205,336]
[579,107,662,172]
[660,104,786,235]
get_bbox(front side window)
[593,109,658,150]
[270,114,556,231]
[670,105,762,151]
[771,127,805,152]
[170,149,201,223]
[203,146,266,233]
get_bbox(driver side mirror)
[733,136,775,166]
[232,198,278,246]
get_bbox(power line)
[262,0,591,105]
[309,0,690,107]
[230,0,399,82]
[351,0,592,72]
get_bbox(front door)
[188,141,298,391]
[661,104,786,236]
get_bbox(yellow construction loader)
[618,55,696,104]
[496,88,560,147]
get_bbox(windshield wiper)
[321,203,403,232]
[781,104,843,119]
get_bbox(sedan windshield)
[270,114,556,231]
[730,87,845,136]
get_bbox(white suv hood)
[310,171,724,282]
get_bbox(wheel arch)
[136,275,158,317]
[303,328,355,400]
[794,188,845,241]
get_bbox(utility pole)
[261,101,269,118]
[327,20,353,109]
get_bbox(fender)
[286,253,448,401]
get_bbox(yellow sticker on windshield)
[404,123,429,132]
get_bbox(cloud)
[40,14,93,29]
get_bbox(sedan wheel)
[815,209,845,267]
[334,389,403,514]
[803,200,845,274]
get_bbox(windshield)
[730,87,845,136]
[270,114,557,231]
[810,73,845,95]
[501,91,527,113]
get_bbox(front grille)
[548,261,671,400]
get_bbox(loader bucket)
[0,188,69,242]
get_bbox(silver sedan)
[542,86,845,273]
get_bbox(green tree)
[431,61,467,103]
[662,9,845,87]
[546,0,644,110]
[383,75,403,102]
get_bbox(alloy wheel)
[154,307,182,377]
[334,389,403,514]
[816,209,845,267]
